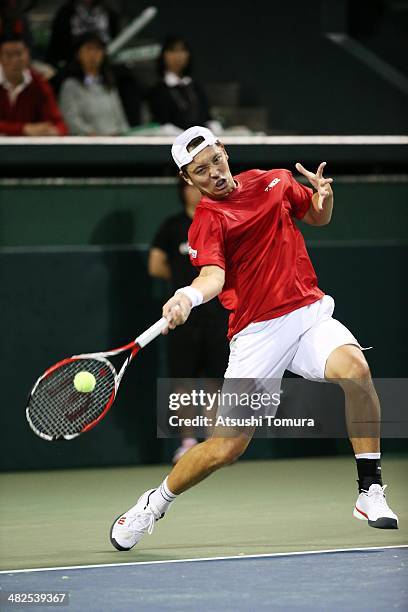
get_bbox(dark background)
[27,0,408,134]
[0,0,407,470]
[120,0,408,134]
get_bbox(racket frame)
[26,317,168,441]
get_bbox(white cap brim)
[171,125,218,169]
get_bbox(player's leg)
[110,434,252,550]
[324,344,380,456]
[288,296,398,529]
[325,345,397,528]
[168,433,252,493]
[110,315,300,551]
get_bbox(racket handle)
[135,317,168,348]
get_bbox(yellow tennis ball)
[74,371,96,393]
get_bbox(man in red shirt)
[110,126,398,551]
[0,33,67,136]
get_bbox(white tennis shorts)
[224,295,362,381]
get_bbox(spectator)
[148,36,220,132]
[0,32,67,136]
[58,31,129,136]
[47,0,119,68]
[1,2,56,80]
[149,180,229,463]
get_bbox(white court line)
[1,544,407,575]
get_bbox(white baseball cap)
[171,125,218,169]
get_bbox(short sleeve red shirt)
[188,168,324,339]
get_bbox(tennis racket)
[26,317,168,442]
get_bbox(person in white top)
[59,31,128,136]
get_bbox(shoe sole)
[353,507,398,529]
[368,517,398,529]
[110,489,159,551]
[110,514,132,551]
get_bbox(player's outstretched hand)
[295,161,333,211]
[162,293,192,333]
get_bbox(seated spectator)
[0,32,67,136]
[46,1,140,127]
[1,2,56,81]
[58,31,129,136]
[47,0,119,68]
[148,36,220,132]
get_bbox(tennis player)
[111,126,398,550]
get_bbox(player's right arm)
[191,265,225,302]
[162,265,225,330]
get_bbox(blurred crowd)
[0,0,222,137]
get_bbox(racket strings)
[27,358,116,439]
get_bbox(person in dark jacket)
[148,36,219,132]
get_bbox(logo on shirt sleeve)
[188,246,198,259]
[265,178,281,192]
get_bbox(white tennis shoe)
[110,489,164,551]
[353,484,398,529]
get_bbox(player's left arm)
[295,162,333,226]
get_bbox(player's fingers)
[316,162,326,179]
[313,196,323,212]
[166,309,178,329]
[162,302,173,318]
[171,303,190,326]
[170,304,181,321]
[162,305,177,329]
[295,162,314,178]
[162,294,192,329]
[320,177,333,185]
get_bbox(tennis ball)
[74,371,96,393]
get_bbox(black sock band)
[356,458,382,492]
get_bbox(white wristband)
[175,286,204,308]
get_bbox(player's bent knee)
[326,345,370,381]
[336,352,370,381]
[346,355,370,380]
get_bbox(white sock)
[355,453,381,459]
[148,477,177,515]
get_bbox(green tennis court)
[1,455,406,572]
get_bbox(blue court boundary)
[0,545,408,612]
[0,546,407,612]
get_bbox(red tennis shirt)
[188,168,324,339]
